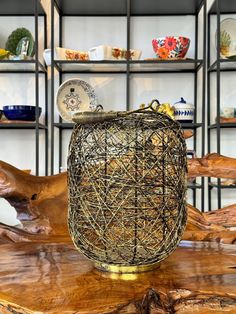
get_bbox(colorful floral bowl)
[152,36,190,59]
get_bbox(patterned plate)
[56,78,99,122]
[216,18,236,58]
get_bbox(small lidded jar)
[174,97,194,123]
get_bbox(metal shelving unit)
[0,123,47,129]
[51,0,206,210]
[54,59,203,73]
[208,123,236,129]
[0,0,48,175]
[207,0,236,211]
[0,60,46,73]
[209,183,236,189]
[54,121,204,130]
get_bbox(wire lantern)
[68,108,187,273]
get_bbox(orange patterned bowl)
[152,36,190,59]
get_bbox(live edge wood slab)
[0,240,236,313]
[1,153,236,244]
[1,155,236,313]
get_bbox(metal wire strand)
[68,112,187,266]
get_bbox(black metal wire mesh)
[68,112,187,266]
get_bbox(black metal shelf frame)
[207,0,236,211]
[51,0,206,211]
[54,0,204,16]
[0,0,46,15]
[0,0,48,176]
[208,59,236,72]
[0,60,46,73]
[53,122,203,130]
[0,123,47,129]
[208,123,236,129]
[209,182,236,189]
[53,59,203,74]
[188,183,203,189]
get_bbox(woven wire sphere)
[68,112,187,269]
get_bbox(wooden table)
[0,241,236,313]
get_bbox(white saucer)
[56,78,98,122]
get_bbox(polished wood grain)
[0,241,236,313]
[1,156,236,244]
[183,204,236,244]
[0,160,69,242]
[188,153,236,179]
[220,117,236,123]
[183,129,194,139]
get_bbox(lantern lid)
[72,99,174,125]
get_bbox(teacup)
[220,107,235,118]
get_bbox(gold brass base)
[94,262,160,274]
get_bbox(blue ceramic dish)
[3,105,42,121]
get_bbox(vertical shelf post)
[207,8,212,211]
[193,6,198,208]
[50,0,55,175]
[59,14,63,173]
[201,0,207,212]
[44,12,49,175]
[126,0,131,110]
[216,0,222,209]
[34,0,39,176]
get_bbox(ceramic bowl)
[3,105,42,121]
[152,36,190,59]
[220,107,235,118]
[43,47,89,66]
[88,45,142,60]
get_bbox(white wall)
[0,0,235,226]
[0,15,46,226]
[0,17,46,172]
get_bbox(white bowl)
[88,45,142,60]
[43,47,89,65]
